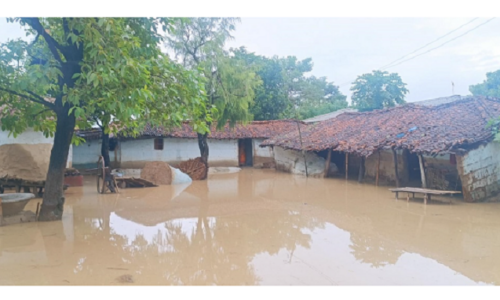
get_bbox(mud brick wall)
[365,150,409,185]
[423,154,461,191]
[457,142,500,202]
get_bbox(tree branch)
[32,108,51,117]
[21,18,64,65]
[0,87,56,109]
[25,89,50,103]
[63,18,70,39]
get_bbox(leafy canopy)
[232,47,347,120]
[165,18,260,130]
[470,70,500,142]
[351,70,408,112]
[469,69,500,98]
[0,18,210,143]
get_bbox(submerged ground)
[1,169,499,285]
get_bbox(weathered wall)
[72,139,119,170]
[457,142,500,202]
[0,128,72,168]
[253,139,274,167]
[423,154,461,191]
[365,150,409,185]
[274,146,326,177]
[73,137,238,169]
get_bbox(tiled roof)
[261,96,500,156]
[76,120,301,141]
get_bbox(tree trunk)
[197,132,209,180]
[38,108,76,221]
[101,132,111,168]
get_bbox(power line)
[383,18,496,70]
[379,18,479,70]
[337,18,496,88]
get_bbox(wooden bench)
[389,187,462,204]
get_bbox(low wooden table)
[389,187,462,204]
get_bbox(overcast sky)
[2,17,500,103]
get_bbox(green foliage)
[232,47,347,120]
[209,55,261,128]
[295,76,348,119]
[351,70,408,112]
[0,18,210,143]
[473,70,500,141]
[232,47,289,120]
[166,18,259,130]
[469,70,500,98]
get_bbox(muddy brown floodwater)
[1,168,500,285]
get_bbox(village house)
[261,96,500,203]
[72,120,299,170]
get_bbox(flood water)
[1,168,500,285]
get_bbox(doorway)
[407,150,422,186]
[238,139,253,167]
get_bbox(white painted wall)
[253,139,273,158]
[458,142,500,202]
[0,128,53,145]
[274,146,326,177]
[73,137,239,169]
[72,139,107,169]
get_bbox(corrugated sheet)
[303,108,358,123]
[261,96,500,156]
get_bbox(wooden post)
[392,148,400,188]
[345,153,349,180]
[358,156,365,183]
[296,121,308,177]
[375,151,381,186]
[324,148,332,178]
[0,196,3,225]
[418,154,427,189]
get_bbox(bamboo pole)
[345,153,349,180]
[392,148,400,188]
[375,150,381,186]
[324,148,332,178]
[418,154,427,189]
[358,156,365,183]
[296,121,308,177]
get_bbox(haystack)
[178,157,208,180]
[140,161,172,185]
[0,143,52,182]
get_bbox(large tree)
[469,69,500,98]
[0,18,208,221]
[350,70,408,112]
[295,76,348,119]
[232,47,346,120]
[165,18,260,175]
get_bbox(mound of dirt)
[140,161,172,185]
[0,143,52,182]
[178,157,208,180]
